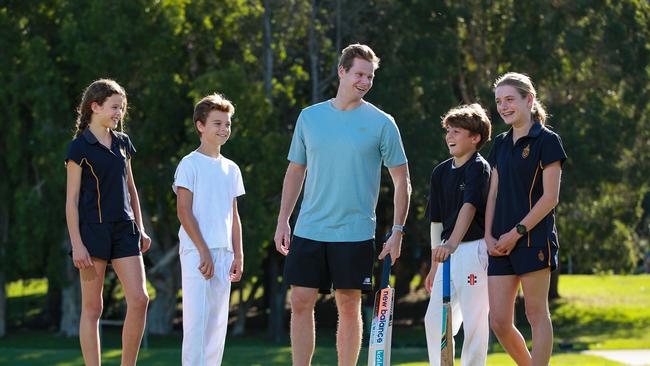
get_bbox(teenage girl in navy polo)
[65,79,151,366]
[486,73,566,366]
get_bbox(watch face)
[516,224,527,235]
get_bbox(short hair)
[441,103,492,150]
[338,43,380,72]
[193,93,235,135]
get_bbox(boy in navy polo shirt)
[424,103,492,366]
[487,72,567,366]
[173,93,245,365]
[65,79,151,366]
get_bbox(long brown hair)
[494,72,548,125]
[74,79,127,137]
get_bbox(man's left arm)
[378,163,411,265]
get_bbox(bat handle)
[380,254,392,288]
[443,257,451,300]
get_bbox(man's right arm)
[274,162,307,255]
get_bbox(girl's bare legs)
[521,268,553,366]
[112,255,149,366]
[488,274,532,366]
[79,258,108,366]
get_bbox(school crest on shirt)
[522,144,531,159]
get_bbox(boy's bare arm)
[431,203,476,262]
[230,197,243,282]
[446,203,476,249]
[176,187,209,251]
[177,187,213,278]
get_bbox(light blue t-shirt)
[288,99,408,242]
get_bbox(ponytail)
[532,100,547,125]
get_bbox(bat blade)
[440,303,454,365]
[440,257,454,365]
[368,254,394,366]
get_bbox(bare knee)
[524,302,550,328]
[127,291,150,312]
[290,290,317,315]
[489,313,512,336]
[82,301,103,321]
[337,301,360,319]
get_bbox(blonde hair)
[494,72,548,125]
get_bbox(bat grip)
[443,257,451,301]
[380,254,392,288]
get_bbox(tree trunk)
[146,241,180,335]
[59,238,81,337]
[308,0,320,103]
[147,262,180,335]
[262,0,273,103]
[232,278,261,337]
[267,252,288,343]
[0,269,5,337]
[45,284,62,329]
[0,202,7,337]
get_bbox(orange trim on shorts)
[547,238,551,267]
[81,158,102,223]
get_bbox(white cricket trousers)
[425,239,489,366]
[180,248,233,366]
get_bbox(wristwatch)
[392,224,406,236]
[515,223,528,236]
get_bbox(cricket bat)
[441,256,454,365]
[368,254,394,366]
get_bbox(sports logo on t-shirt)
[467,273,478,286]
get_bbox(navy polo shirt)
[66,128,136,223]
[487,122,567,249]
[426,152,491,242]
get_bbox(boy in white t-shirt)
[173,93,245,366]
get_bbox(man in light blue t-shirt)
[274,43,411,366]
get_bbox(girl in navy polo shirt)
[65,79,151,366]
[486,73,566,366]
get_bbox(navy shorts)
[488,241,558,276]
[76,220,141,261]
[284,236,375,294]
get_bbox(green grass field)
[1,274,648,365]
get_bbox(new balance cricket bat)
[441,257,454,365]
[368,254,394,366]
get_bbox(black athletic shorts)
[284,236,375,294]
[488,241,558,276]
[74,220,141,261]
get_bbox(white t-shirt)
[173,151,245,252]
